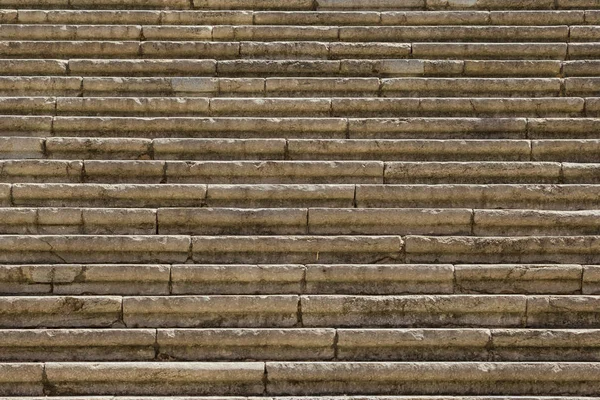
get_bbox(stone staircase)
[0,0,599,397]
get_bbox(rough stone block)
[329,42,411,59]
[412,43,567,60]
[289,139,530,160]
[46,137,152,160]
[527,296,600,328]
[205,184,354,208]
[240,42,329,60]
[583,265,600,294]
[0,296,121,328]
[161,10,252,25]
[153,138,286,160]
[463,60,561,77]
[123,295,299,328]
[192,236,404,264]
[0,363,43,396]
[528,118,600,139]
[533,139,600,162]
[159,208,307,235]
[210,99,330,117]
[474,210,600,236]
[83,160,165,183]
[490,10,584,25]
[0,265,52,294]
[563,163,600,184]
[141,41,240,59]
[308,208,472,235]
[455,264,583,294]
[0,160,82,183]
[0,329,156,361]
[405,235,600,264]
[69,59,216,77]
[0,235,191,264]
[302,295,526,327]
[0,138,43,159]
[385,162,561,184]
[45,362,265,396]
[318,0,424,9]
[381,78,561,96]
[171,264,304,294]
[304,264,454,294]
[158,328,335,360]
[337,328,490,361]
[166,161,383,184]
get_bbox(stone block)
[192,236,403,264]
[528,296,600,328]
[0,329,156,361]
[0,363,43,396]
[584,265,600,294]
[0,137,44,159]
[123,295,299,328]
[318,0,424,9]
[171,264,305,294]
[385,162,562,184]
[45,362,265,396]
[153,138,286,160]
[337,328,490,360]
[141,41,239,59]
[240,42,329,60]
[161,10,252,24]
[46,137,152,160]
[0,296,121,328]
[474,210,600,236]
[304,264,454,294]
[412,43,567,60]
[83,160,165,183]
[463,61,561,77]
[158,328,335,360]
[406,235,600,264]
[210,99,331,117]
[381,78,561,96]
[70,59,216,77]
[455,264,583,294]
[308,208,472,235]
[563,163,600,184]
[490,10,584,25]
[0,235,191,263]
[302,295,526,328]
[159,208,307,235]
[0,160,82,183]
[205,184,355,208]
[533,139,600,162]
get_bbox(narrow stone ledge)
[171,264,305,294]
[288,139,531,161]
[266,362,600,395]
[157,328,335,360]
[159,208,307,235]
[346,114,527,140]
[12,184,207,207]
[165,161,384,184]
[337,328,491,361]
[0,235,191,264]
[412,43,567,60]
[405,236,600,264]
[491,329,600,361]
[44,362,265,396]
[532,139,600,162]
[0,160,82,184]
[308,208,471,235]
[123,295,299,328]
[356,184,600,210]
[527,296,600,328]
[474,210,600,236]
[305,264,454,294]
[301,295,526,328]
[205,184,355,208]
[0,363,44,396]
[385,162,562,184]
[0,329,155,361]
[46,137,152,160]
[0,116,52,136]
[154,138,286,161]
[0,264,169,295]
[583,265,600,294]
[0,296,121,328]
[528,118,600,139]
[69,59,216,77]
[192,236,404,264]
[455,264,583,294]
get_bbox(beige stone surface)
[455,264,583,294]
[0,160,82,183]
[172,264,304,294]
[192,235,403,264]
[533,139,600,162]
[302,295,526,327]
[159,208,307,235]
[70,59,216,77]
[0,137,44,159]
[154,138,286,160]
[528,296,600,328]
[474,210,600,236]
[381,78,561,96]
[413,43,567,60]
[46,137,152,160]
[583,265,600,294]
[305,264,454,294]
[308,208,471,235]
[406,235,600,264]
[123,295,299,327]
[0,329,156,361]
[158,328,335,360]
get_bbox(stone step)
[4,361,600,396]
[1,263,596,295]
[0,207,598,236]
[0,24,588,42]
[5,183,598,209]
[3,97,592,117]
[4,137,600,162]
[1,0,599,10]
[5,10,598,26]
[1,328,600,361]
[0,41,592,60]
[7,116,600,140]
[0,235,597,264]
[0,160,597,184]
